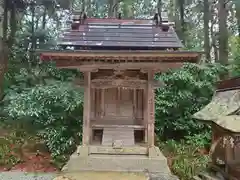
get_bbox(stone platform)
[62,146,179,179]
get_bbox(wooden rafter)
[40,50,201,61]
[59,62,185,73]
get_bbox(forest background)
[0,0,239,179]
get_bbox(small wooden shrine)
[193,77,240,180]
[40,13,201,174]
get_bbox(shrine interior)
[90,69,147,145]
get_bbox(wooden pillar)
[133,89,137,121]
[147,71,155,147]
[144,88,148,143]
[93,88,96,118]
[82,72,91,145]
[101,89,105,118]
[117,87,121,115]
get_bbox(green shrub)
[185,131,211,149]
[155,63,226,139]
[160,140,210,180]
[0,139,21,168]
[4,82,83,157]
[230,37,240,77]
[172,151,209,180]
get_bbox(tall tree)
[235,0,240,37]
[218,0,228,66]
[203,0,211,61]
[178,0,185,44]
[0,0,8,100]
[210,0,219,62]
[0,0,25,99]
[157,0,162,15]
[113,0,119,17]
[8,2,17,49]
[108,0,114,17]
[82,0,86,12]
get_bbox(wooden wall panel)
[119,89,134,122]
[136,89,144,122]
[104,88,117,118]
[91,87,144,125]
[90,88,95,119]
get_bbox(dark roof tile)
[58,18,183,49]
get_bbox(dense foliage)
[155,63,226,139]
[2,65,83,157]
[4,82,83,157]
[159,139,210,180]
[231,38,240,77]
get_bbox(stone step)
[63,153,171,174]
[60,172,147,180]
[89,146,148,155]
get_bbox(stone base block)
[63,146,172,175]
[76,146,89,157]
[148,146,164,158]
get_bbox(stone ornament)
[112,140,123,148]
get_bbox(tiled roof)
[58,18,183,50]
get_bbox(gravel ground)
[0,171,57,180]
[0,171,179,180]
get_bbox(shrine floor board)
[102,127,135,146]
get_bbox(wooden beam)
[91,79,147,89]
[74,78,165,89]
[40,50,202,59]
[147,71,155,147]
[82,72,91,146]
[58,62,184,72]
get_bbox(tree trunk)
[0,0,9,99]
[95,0,99,17]
[178,0,185,44]
[30,2,35,63]
[157,0,162,23]
[113,0,119,18]
[235,2,240,37]
[82,0,86,12]
[168,0,175,22]
[3,0,8,42]
[8,3,17,49]
[42,7,47,30]
[172,1,182,41]
[0,38,9,100]
[174,0,185,44]
[157,0,162,14]
[87,0,92,17]
[203,0,211,61]
[108,0,114,17]
[218,0,228,66]
[210,1,218,62]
